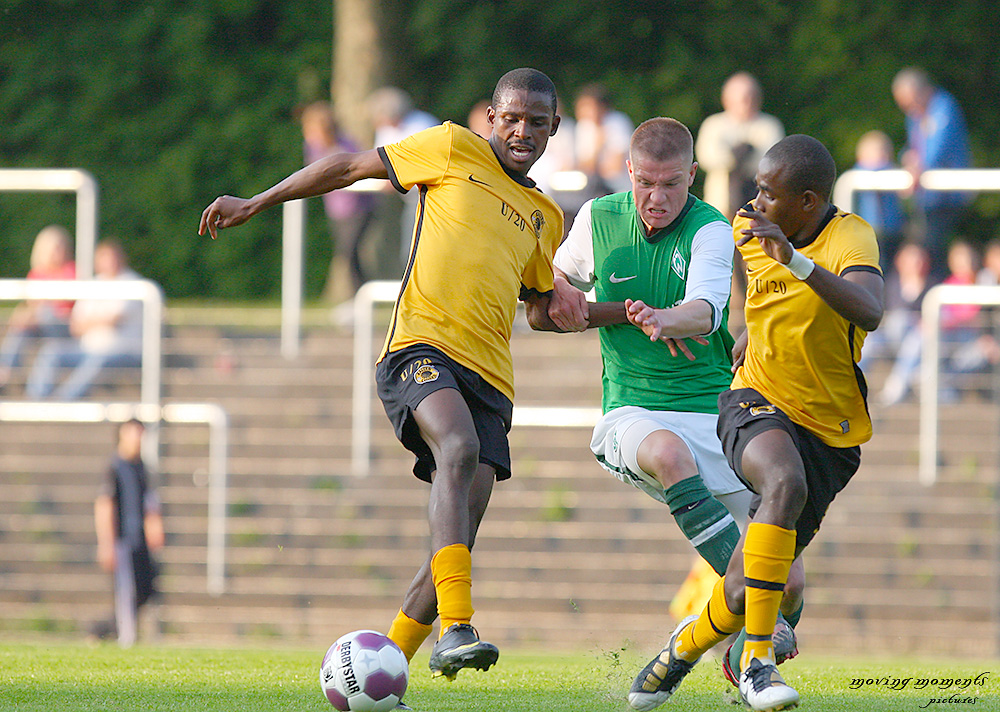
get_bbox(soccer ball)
[319,630,409,712]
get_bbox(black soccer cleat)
[627,615,701,711]
[428,623,499,681]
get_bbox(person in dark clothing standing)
[92,418,164,647]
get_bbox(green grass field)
[1,642,996,711]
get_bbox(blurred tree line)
[1,0,998,301]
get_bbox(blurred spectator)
[976,238,1000,286]
[369,87,438,147]
[25,240,146,400]
[91,418,163,647]
[367,87,439,282]
[527,95,580,215]
[853,130,909,276]
[878,239,982,406]
[0,225,76,390]
[860,241,934,384]
[300,101,375,304]
[892,67,971,279]
[696,71,784,332]
[466,99,492,139]
[573,83,633,195]
[695,72,785,220]
[942,240,1000,381]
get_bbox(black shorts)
[717,387,861,549]
[375,344,514,483]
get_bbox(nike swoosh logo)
[468,174,491,186]
[609,273,637,283]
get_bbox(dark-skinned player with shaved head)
[200,68,565,707]
[624,134,883,711]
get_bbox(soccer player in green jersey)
[526,118,803,709]
[626,135,883,712]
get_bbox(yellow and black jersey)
[732,207,881,447]
[377,122,565,401]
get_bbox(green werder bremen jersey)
[586,192,736,414]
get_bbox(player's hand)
[625,298,663,339]
[661,337,702,361]
[627,299,709,360]
[97,542,116,573]
[731,329,749,373]
[548,275,589,332]
[199,195,255,239]
[737,206,793,265]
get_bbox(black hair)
[492,68,558,114]
[764,134,837,200]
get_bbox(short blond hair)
[629,117,694,164]
[30,225,72,271]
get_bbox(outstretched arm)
[737,206,884,331]
[199,149,388,239]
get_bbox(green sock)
[728,601,804,674]
[784,599,804,628]
[664,476,740,576]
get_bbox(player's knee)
[770,466,808,513]
[435,432,480,474]
[723,573,746,616]
[639,439,695,487]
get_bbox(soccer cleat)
[721,615,798,688]
[627,615,700,711]
[739,658,800,711]
[428,623,499,681]
[393,703,414,711]
[772,615,799,664]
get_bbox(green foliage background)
[2,1,999,300]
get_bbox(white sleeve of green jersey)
[682,220,735,334]
[553,199,596,291]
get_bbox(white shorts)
[591,405,749,516]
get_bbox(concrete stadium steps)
[1,308,998,656]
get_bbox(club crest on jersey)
[671,249,687,279]
[531,209,545,238]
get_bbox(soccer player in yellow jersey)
[199,69,565,698]
[625,135,883,712]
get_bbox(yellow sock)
[431,543,474,636]
[741,522,796,670]
[674,576,744,662]
[387,609,433,662]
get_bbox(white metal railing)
[833,168,1000,213]
[0,279,163,408]
[0,400,229,595]
[0,168,99,279]
[919,284,1000,485]
[349,280,601,476]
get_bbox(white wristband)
[785,249,815,280]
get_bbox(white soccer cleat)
[739,657,800,711]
